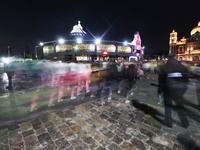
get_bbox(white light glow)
[58,38,65,44]
[2,57,10,64]
[76,38,82,44]
[95,38,101,44]
[123,41,128,46]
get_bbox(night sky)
[0,0,199,56]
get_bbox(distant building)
[169,21,200,62]
[36,21,144,62]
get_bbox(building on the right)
[169,21,200,62]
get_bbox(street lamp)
[7,46,10,57]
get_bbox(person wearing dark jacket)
[158,53,190,128]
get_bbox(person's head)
[167,53,177,60]
[118,58,123,63]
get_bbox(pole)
[7,46,10,57]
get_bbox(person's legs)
[105,80,113,102]
[195,79,200,110]
[70,84,77,99]
[163,96,173,127]
[174,97,189,128]
[117,79,124,93]
[57,86,64,102]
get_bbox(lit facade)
[169,21,200,62]
[36,21,144,62]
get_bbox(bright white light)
[76,38,82,44]
[2,57,10,64]
[123,41,128,46]
[95,38,101,44]
[39,42,43,46]
[2,73,8,83]
[58,38,65,44]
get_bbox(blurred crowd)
[1,56,200,118]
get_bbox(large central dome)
[190,21,200,36]
[70,20,86,36]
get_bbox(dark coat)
[158,59,190,97]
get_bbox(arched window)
[193,56,199,61]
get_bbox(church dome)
[190,21,200,36]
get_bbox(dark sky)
[0,0,199,56]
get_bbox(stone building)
[169,21,200,62]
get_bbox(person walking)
[116,58,125,94]
[101,59,118,104]
[158,53,190,128]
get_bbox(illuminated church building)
[169,21,200,61]
[36,21,144,61]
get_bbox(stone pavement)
[0,74,200,150]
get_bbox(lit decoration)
[131,32,143,55]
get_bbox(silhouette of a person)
[158,53,190,128]
[194,78,200,110]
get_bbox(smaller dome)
[190,21,200,36]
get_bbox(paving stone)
[19,122,33,132]
[24,134,40,150]
[81,135,96,145]
[130,137,146,150]
[35,126,47,136]
[22,129,34,137]
[107,142,123,150]
[112,134,123,145]
[9,131,23,145]
[9,141,25,150]
[70,124,82,133]
[54,138,70,149]
[120,141,136,150]
[0,129,8,137]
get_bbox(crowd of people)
[4,56,200,129]
[30,58,145,108]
